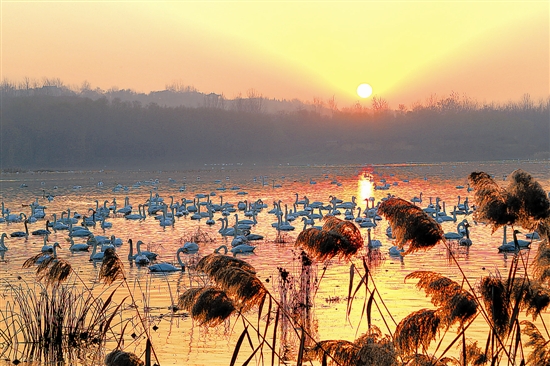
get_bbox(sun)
[357,83,373,98]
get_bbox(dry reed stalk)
[99,248,125,285]
[178,287,235,326]
[532,232,550,284]
[196,253,256,275]
[507,278,550,320]
[468,170,550,233]
[295,216,363,261]
[405,271,477,327]
[478,276,509,337]
[104,349,144,366]
[521,320,550,365]
[394,309,441,356]
[377,197,444,255]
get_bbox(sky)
[1,1,548,108]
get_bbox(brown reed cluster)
[178,253,266,325]
[104,349,144,366]
[295,216,364,261]
[405,271,478,327]
[521,320,550,365]
[468,169,550,232]
[478,274,550,337]
[306,325,397,366]
[98,248,126,285]
[377,197,445,255]
[22,254,72,288]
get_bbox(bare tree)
[246,88,263,113]
[327,95,338,117]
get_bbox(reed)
[0,277,123,364]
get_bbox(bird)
[458,222,472,247]
[0,233,8,251]
[89,239,105,261]
[32,220,51,236]
[148,247,186,272]
[10,219,29,238]
[444,219,468,240]
[366,228,382,249]
[134,240,157,265]
[498,227,530,252]
[68,237,90,252]
[411,192,423,204]
[181,241,199,253]
[41,235,55,252]
[230,243,256,254]
[36,242,60,264]
[388,246,404,257]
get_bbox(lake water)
[0,160,548,365]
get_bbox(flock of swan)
[0,173,543,274]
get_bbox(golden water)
[0,160,548,365]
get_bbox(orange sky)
[1,1,548,108]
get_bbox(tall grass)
[177,169,550,366]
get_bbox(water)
[0,160,548,365]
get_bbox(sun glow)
[357,173,374,206]
[357,83,373,98]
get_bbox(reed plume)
[505,169,550,231]
[532,238,550,284]
[403,354,454,365]
[104,349,144,366]
[478,276,509,336]
[377,197,445,255]
[462,340,488,366]
[521,320,550,365]
[508,277,550,320]
[468,170,550,232]
[394,309,441,356]
[210,266,267,311]
[306,326,397,366]
[178,287,236,326]
[468,171,513,231]
[194,254,266,312]
[98,248,125,285]
[295,216,364,261]
[405,271,477,327]
[196,253,256,275]
[22,255,72,288]
[306,339,359,366]
[354,326,398,366]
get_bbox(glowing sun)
[357,83,373,98]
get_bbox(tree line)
[0,83,548,170]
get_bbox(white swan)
[41,235,54,252]
[182,242,199,253]
[411,192,423,204]
[125,204,145,220]
[10,219,29,238]
[388,245,404,256]
[0,233,8,251]
[69,238,90,252]
[36,242,60,264]
[458,222,472,247]
[32,220,51,236]
[498,226,530,252]
[89,239,105,261]
[136,240,158,260]
[231,243,256,254]
[149,247,186,272]
[367,228,382,249]
[444,219,468,240]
